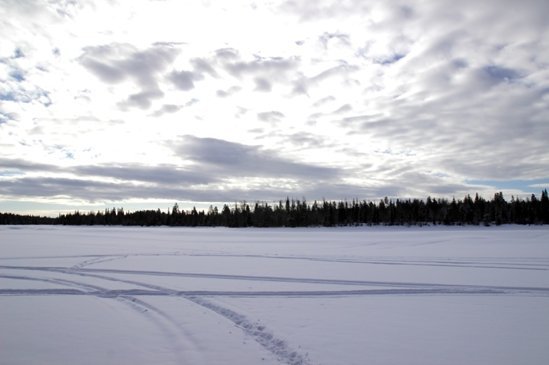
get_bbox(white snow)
[1,225,548,365]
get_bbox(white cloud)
[1,0,548,213]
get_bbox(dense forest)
[1,190,548,227]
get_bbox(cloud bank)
[1,0,548,213]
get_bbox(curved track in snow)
[2,227,549,365]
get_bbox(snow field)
[1,225,549,365]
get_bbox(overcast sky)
[1,0,548,215]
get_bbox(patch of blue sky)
[0,88,51,105]
[374,53,406,65]
[0,112,11,124]
[0,169,22,177]
[466,178,549,193]
[0,200,181,217]
[9,69,25,81]
[482,65,521,82]
[13,48,24,59]
[0,91,17,101]
[0,200,95,216]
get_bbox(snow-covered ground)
[1,225,548,365]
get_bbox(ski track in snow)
[0,268,201,364]
[70,254,128,269]
[62,268,313,365]
[2,249,549,365]
[186,295,311,365]
[1,264,548,297]
[2,251,548,271]
[0,259,312,365]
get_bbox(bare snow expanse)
[1,225,549,365]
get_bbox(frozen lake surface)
[1,225,549,365]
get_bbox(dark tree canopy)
[2,190,548,227]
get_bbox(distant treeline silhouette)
[1,190,548,227]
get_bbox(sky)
[1,0,548,216]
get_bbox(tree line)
[1,190,548,227]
